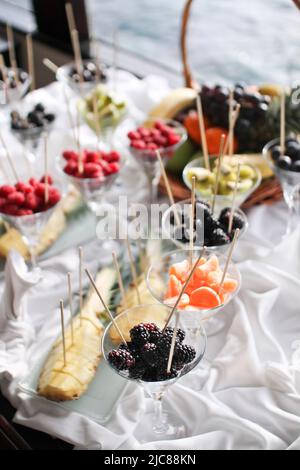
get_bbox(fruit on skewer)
[0,68,28,90]
[108,323,196,381]
[164,254,238,310]
[68,61,107,84]
[62,149,120,179]
[128,120,181,153]
[38,267,117,401]
[11,103,55,131]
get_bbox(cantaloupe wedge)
[190,286,221,309]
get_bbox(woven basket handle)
[181,0,300,89]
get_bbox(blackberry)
[129,359,146,379]
[219,208,245,233]
[157,367,178,381]
[174,344,196,365]
[156,334,177,356]
[141,342,158,365]
[165,327,185,343]
[119,341,139,355]
[143,323,162,343]
[142,367,159,382]
[130,323,150,346]
[210,227,230,246]
[108,349,135,371]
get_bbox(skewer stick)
[126,237,141,304]
[59,299,67,366]
[67,272,74,345]
[228,163,241,234]
[85,268,128,346]
[212,133,226,215]
[218,228,240,294]
[78,246,83,325]
[65,2,77,36]
[43,133,49,204]
[112,251,127,308]
[112,29,119,92]
[43,58,58,75]
[92,94,101,149]
[163,246,206,331]
[156,149,181,226]
[6,25,19,86]
[76,110,83,174]
[71,29,84,84]
[228,89,234,157]
[62,85,76,144]
[94,41,101,82]
[224,104,240,156]
[196,95,210,171]
[280,89,286,157]
[0,130,19,181]
[26,34,35,91]
[189,176,196,265]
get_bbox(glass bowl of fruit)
[127,118,187,202]
[0,175,63,267]
[78,84,127,146]
[182,156,261,213]
[263,137,300,234]
[56,60,107,96]
[59,147,124,214]
[162,198,248,254]
[0,67,31,110]
[147,247,241,324]
[102,304,207,441]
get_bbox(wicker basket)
[160,0,300,207]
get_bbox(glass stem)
[152,391,168,434]
[286,204,294,236]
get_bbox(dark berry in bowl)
[277,155,292,170]
[219,208,245,232]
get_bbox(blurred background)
[0,0,300,87]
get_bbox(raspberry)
[128,130,140,140]
[16,209,33,216]
[108,349,135,371]
[16,182,33,194]
[29,178,39,188]
[7,191,25,206]
[63,150,78,161]
[131,140,146,150]
[64,160,78,176]
[167,133,180,146]
[3,204,18,215]
[84,162,101,177]
[0,197,6,208]
[40,175,53,185]
[48,187,61,206]
[154,120,165,131]
[108,162,120,174]
[104,151,120,163]
[137,127,151,138]
[153,136,168,147]
[0,185,15,197]
[25,193,39,211]
[35,183,46,198]
[85,151,100,163]
[146,143,158,150]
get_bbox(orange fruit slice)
[169,259,190,282]
[207,271,238,293]
[164,293,190,308]
[190,286,221,309]
[165,274,182,299]
[194,255,220,281]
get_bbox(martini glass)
[162,198,248,255]
[291,183,300,230]
[183,156,261,214]
[56,60,107,96]
[147,247,241,334]
[128,118,187,203]
[102,304,207,441]
[263,137,300,236]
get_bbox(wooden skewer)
[26,34,35,91]
[126,237,141,304]
[280,89,286,157]
[163,246,206,331]
[43,58,58,75]
[62,85,76,144]
[76,109,83,174]
[112,29,119,93]
[92,94,101,149]
[228,89,235,157]
[228,163,241,234]
[94,41,101,82]
[85,268,128,346]
[196,95,210,171]
[6,25,19,86]
[65,2,77,36]
[71,29,84,84]
[167,311,180,374]
[67,272,74,345]
[112,251,127,309]
[218,228,240,295]
[224,104,240,156]
[156,149,181,226]
[43,133,49,204]
[78,246,83,325]
[212,133,226,215]
[59,299,67,367]
[0,130,19,181]
[189,176,196,265]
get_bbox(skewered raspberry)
[141,342,158,365]
[165,327,185,343]
[108,349,135,371]
[174,344,196,365]
[130,323,150,346]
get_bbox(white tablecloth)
[0,75,300,450]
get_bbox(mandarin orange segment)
[190,286,221,309]
[164,293,190,308]
[165,274,182,299]
[169,259,190,282]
